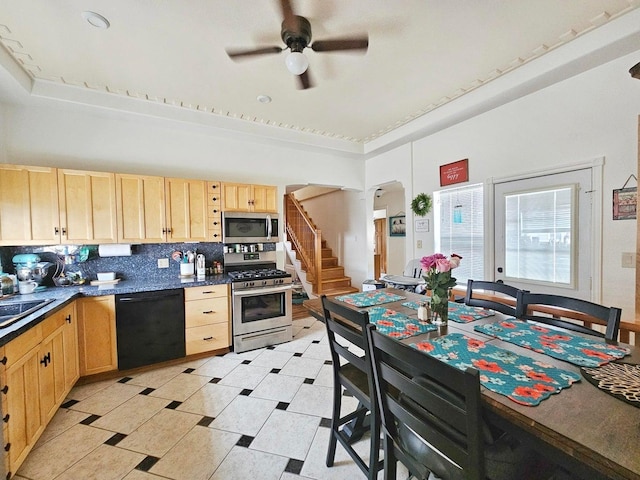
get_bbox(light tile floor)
[16,315,404,480]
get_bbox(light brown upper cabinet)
[222,183,278,213]
[165,178,208,242]
[115,174,166,243]
[57,169,118,244]
[0,164,61,246]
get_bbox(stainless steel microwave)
[222,212,279,244]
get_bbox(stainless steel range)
[225,250,293,353]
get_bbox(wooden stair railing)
[285,194,323,294]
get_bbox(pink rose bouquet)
[420,253,462,325]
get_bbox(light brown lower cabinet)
[77,296,118,376]
[184,285,231,354]
[0,302,79,477]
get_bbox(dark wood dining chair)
[320,295,383,480]
[365,323,536,480]
[515,291,622,341]
[464,279,522,316]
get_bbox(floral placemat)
[401,300,495,323]
[581,362,640,408]
[367,307,437,339]
[335,291,405,308]
[474,319,631,367]
[410,333,581,406]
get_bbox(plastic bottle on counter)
[417,302,430,322]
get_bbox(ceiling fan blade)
[278,0,297,31]
[310,37,368,52]
[297,70,313,90]
[226,46,283,59]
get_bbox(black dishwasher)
[115,289,186,370]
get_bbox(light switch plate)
[158,258,169,268]
[621,252,635,268]
[417,240,423,248]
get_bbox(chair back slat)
[515,291,622,340]
[366,325,485,480]
[465,279,522,316]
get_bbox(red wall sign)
[439,158,469,186]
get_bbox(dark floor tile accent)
[276,401,289,411]
[61,399,79,409]
[239,389,253,396]
[285,458,304,475]
[104,432,127,446]
[165,400,182,409]
[266,346,276,350]
[324,360,333,365]
[80,414,101,425]
[320,417,332,428]
[139,387,155,395]
[293,352,303,357]
[210,377,222,384]
[241,360,252,365]
[198,416,215,427]
[183,367,196,373]
[136,455,160,472]
[236,435,254,448]
[303,326,311,329]
[118,377,133,383]
[304,378,314,384]
[270,368,281,374]
[312,340,321,344]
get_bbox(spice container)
[417,302,430,322]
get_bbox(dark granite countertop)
[0,274,234,347]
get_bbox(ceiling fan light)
[285,52,309,75]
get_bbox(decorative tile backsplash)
[0,242,272,283]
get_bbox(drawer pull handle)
[66,315,72,324]
[1,386,8,395]
[202,291,214,294]
[4,443,10,452]
[2,414,8,423]
[203,310,214,314]
[0,356,6,365]
[203,336,214,341]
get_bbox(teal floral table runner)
[474,319,631,367]
[367,307,437,339]
[409,333,581,406]
[335,291,405,308]
[402,300,495,323]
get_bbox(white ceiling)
[1,0,639,155]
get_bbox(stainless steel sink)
[0,298,56,328]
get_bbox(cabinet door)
[252,185,278,212]
[221,183,252,211]
[77,296,118,376]
[60,303,79,392]
[0,164,60,245]
[165,178,207,242]
[116,174,166,243]
[4,346,43,474]
[58,169,118,244]
[39,327,65,424]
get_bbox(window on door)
[434,183,484,284]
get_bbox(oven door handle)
[233,284,292,296]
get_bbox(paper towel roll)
[98,244,132,257]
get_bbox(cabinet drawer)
[208,229,222,242]
[186,323,229,355]
[184,284,228,301]
[207,216,221,229]
[185,297,229,327]
[40,310,66,339]
[5,325,42,368]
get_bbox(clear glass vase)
[430,290,450,326]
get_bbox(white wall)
[2,102,364,197]
[366,51,640,320]
[297,190,368,288]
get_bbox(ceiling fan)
[225,0,368,89]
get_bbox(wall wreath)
[411,193,432,216]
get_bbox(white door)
[494,168,593,300]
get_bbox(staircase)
[284,194,358,297]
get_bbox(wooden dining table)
[304,288,640,480]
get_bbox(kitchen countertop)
[0,274,233,347]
